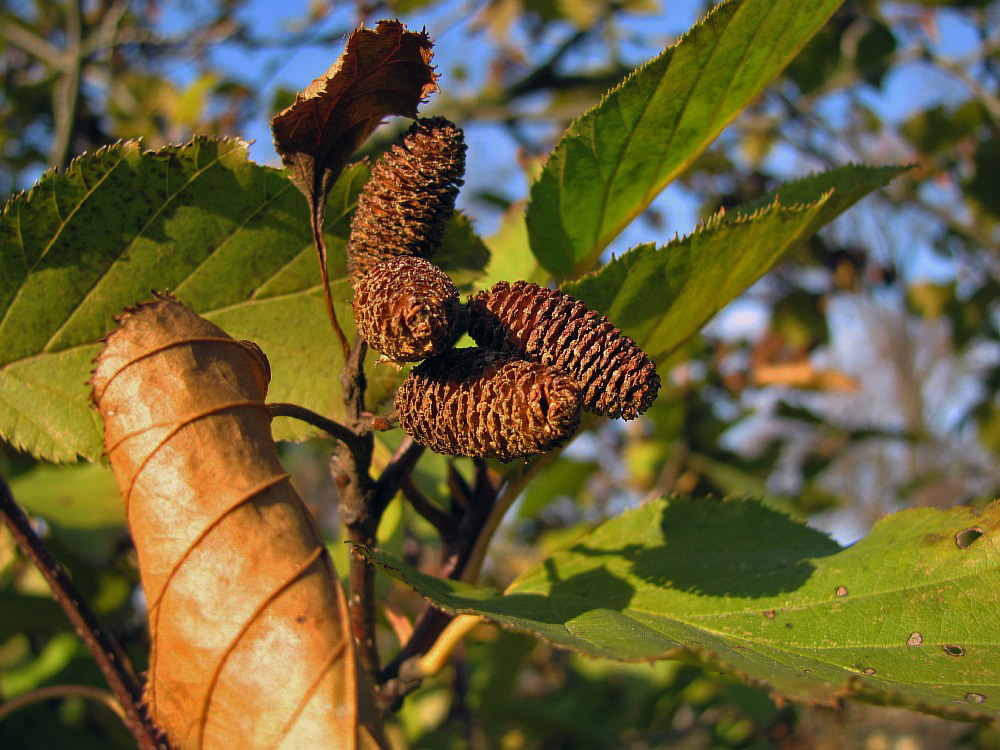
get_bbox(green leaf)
[563,164,908,364]
[0,632,80,698]
[0,138,487,462]
[519,457,599,519]
[364,497,1000,720]
[0,592,67,644]
[433,210,490,291]
[526,0,845,278]
[479,208,547,292]
[8,462,124,563]
[901,101,988,156]
[968,139,1000,220]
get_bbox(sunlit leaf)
[0,138,486,462]
[527,0,845,278]
[563,164,908,364]
[365,496,1000,721]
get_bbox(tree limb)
[0,476,168,750]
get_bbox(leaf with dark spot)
[362,497,1000,721]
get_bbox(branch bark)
[0,475,167,750]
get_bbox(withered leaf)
[271,19,439,231]
[91,295,386,750]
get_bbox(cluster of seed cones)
[350,118,660,462]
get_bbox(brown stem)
[268,402,360,446]
[376,607,452,712]
[447,462,471,510]
[400,475,457,542]
[342,336,368,422]
[0,476,168,750]
[311,213,351,362]
[377,461,501,712]
[332,334,381,683]
[372,438,424,517]
[366,410,398,431]
[345,437,428,685]
[346,523,379,682]
[0,684,124,723]
[461,442,567,584]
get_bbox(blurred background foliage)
[2,0,1000,747]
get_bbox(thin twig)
[311,215,351,362]
[417,615,482,677]
[268,402,360,446]
[377,607,453,712]
[49,0,83,170]
[342,336,369,422]
[400,475,457,542]
[372,438,425,517]
[2,17,62,65]
[367,410,398,431]
[460,448,562,584]
[447,462,471,510]
[377,459,506,712]
[504,29,591,100]
[0,684,124,723]
[0,476,167,750]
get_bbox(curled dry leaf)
[91,295,386,750]
[271,19,439,231]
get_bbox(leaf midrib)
[608,565,994,622]
[589,0,787,273]
[495,578,997,667]
[507,534,991,621]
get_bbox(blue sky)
[154,0,987,281]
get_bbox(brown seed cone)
[467,281,660,419]
[352,256,462,362]
[347,116,466,285]
[395,348,582,461]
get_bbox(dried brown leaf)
[270,19,438,230]
[91,295,386,750]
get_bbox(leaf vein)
[0,149,130,334]
[41,147,229,353]
[173,179,294,297]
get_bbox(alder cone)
[348,116,466,284]
[467,281,660,419]
[395,347,582,461]
[353,256,462,362]
[91,295,386,750]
